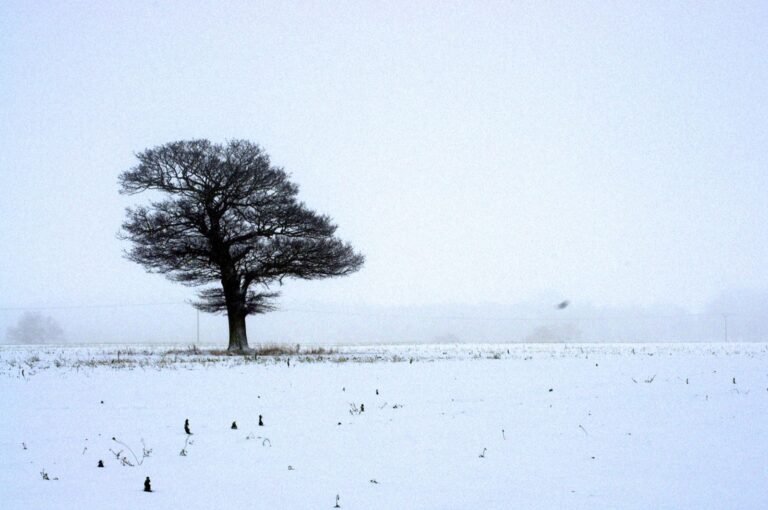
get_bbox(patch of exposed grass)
[252,343,298,356]
[250,343,336,356]
[163,345,205,356]
[303,346,336,355]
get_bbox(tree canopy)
[119,139,364,351]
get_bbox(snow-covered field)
[2,342,767,509]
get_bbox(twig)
[180,435,192,456]
[112,437,148,466]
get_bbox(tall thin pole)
[722,313,728,343]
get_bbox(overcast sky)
[1,1,767,343]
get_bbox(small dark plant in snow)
[40,469,58,480]
[644,375,656,383]
[479,448,487,458]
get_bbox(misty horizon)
[3,289,766,345]
[2,2,768,345]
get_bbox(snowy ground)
[1,342,767,509]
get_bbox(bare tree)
[6,311,65,344]
[119,140,364,352]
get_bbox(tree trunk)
[227,311,250,352]
[220,267,250,353]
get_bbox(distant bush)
[6,312,64,344]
